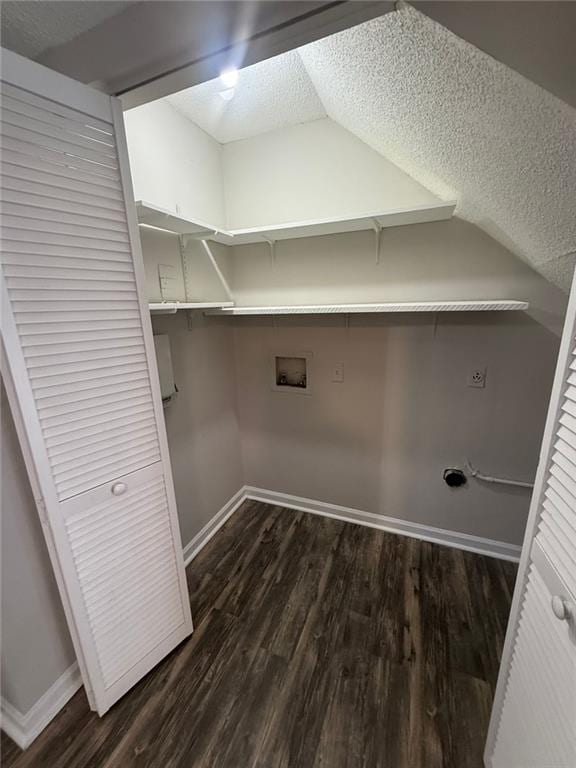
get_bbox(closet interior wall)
[2,36,570,740]
[151,311,242,546]
[2,170,566,733]
[1,385,77,715]
[142,219,565,546]
[1,200,565,739]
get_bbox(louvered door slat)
[39,385,152,420]
[37,373,150,403]
[43,405,153,443]
[3,188,125,221]
[1,81,113,132]
[81,542,176,602]
[94,577,180,634]
[4,214,130,243]
[534,361,576,598]
[543,497,576,541]
[538,522,576,590]
[1,152,123,194]
[23,336,145,359]
[20,320,139,337]
[71,497,167,549]
[2,172,124,211]
[558,419,576,450]
[26,344,145,370]
[3,227,132,252]
[40,395,155,433]
[49,421,157,459]
[554,437,576,468]
[2,135,119,179]
[61,466,186,692]
[23,330,143,350]
[68,479,165,529]
[21,306,141,322]
[29,353,147,383]
[1,48,192,717]
[1,121,117,166]
[544,488,576,536]
[4,259,135,276]
[87,560,177,618]
[0,81,149,501]
[36,361,147,392]
[2,199,128,230]
[1,110,117,157]
[1,94,115,143]
[52,428,158,473]
[3,240,132,262]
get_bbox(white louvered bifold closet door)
[0,48,192,715]
[486,275,576,764]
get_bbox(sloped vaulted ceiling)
[168,49,326,144]
[168,3,575,290]
[298,3,576,290]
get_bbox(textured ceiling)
[0,1,132,59]
[166,49,326,144]
[164,4,575,288]
[299,4,576,289]
[3,1,574,289]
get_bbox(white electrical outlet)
[332,362,344,383]
[467,367,487,388]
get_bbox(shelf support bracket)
[178,234,235,308]
[178,235,193,303]
[200,239,234,302]
[263,237,276,263]
[180,231,217,251]
[372,220,383,264]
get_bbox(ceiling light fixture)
[219,67,238,88]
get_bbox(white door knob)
[551,595,569,621]
[111,482,127,496]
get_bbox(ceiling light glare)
[218,88,235,102]
[219,68,238,88]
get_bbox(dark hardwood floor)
[1,501,516,768]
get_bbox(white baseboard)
[244,486,522,562]
[182,487,246,566]
[1,663,82,750]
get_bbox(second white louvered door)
[0,48,192,715]
[486,262,576,762]
[491,552,576,767]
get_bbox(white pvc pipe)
[464,459,535,489]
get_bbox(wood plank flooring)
[1,501,517,768]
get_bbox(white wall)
[233,311,559,546]
[124,100,226,229]
[143,229,243,545]
[1,217,565,733]
[140,227,231,305]
[1,387,76,715]
[229,218,565,335]
[140,228,244,546]
[125,112,442,235]
[151,311,243,546]
[223,118,441,230]
[230,221,565,545]
[140,226,187,303]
